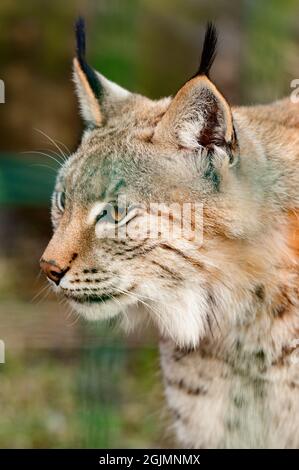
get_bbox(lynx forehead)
[40,18,299,448]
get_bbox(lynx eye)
[95,203,127,225]
[56,191,65,212]
[95,208,108,223]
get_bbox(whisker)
[34,127,69,161]
[51,137,71,156]
[21,150,63,168]
[66,308,81,327]
[36,147,67,163]
[113,286,173,338]
[34,287,52,306]
[30,163,58,173]
[113,275,157,302]
[31,283,51,303]
[34,268,43,285]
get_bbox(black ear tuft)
[196,22,218,77]
[74,17,102,99]
[75,16,86,63]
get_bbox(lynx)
[40,18,299,448]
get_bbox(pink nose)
[40,259,67,285]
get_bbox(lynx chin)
[40,18,299,449]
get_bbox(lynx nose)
[40,259,67,285]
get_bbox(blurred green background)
[0,0,299,449]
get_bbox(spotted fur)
[40,20,299,448]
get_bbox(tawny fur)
[40,26,299,448]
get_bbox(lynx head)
[40,19,268,347]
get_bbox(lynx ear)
[73,17,130,127]
[154,23,236,151]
